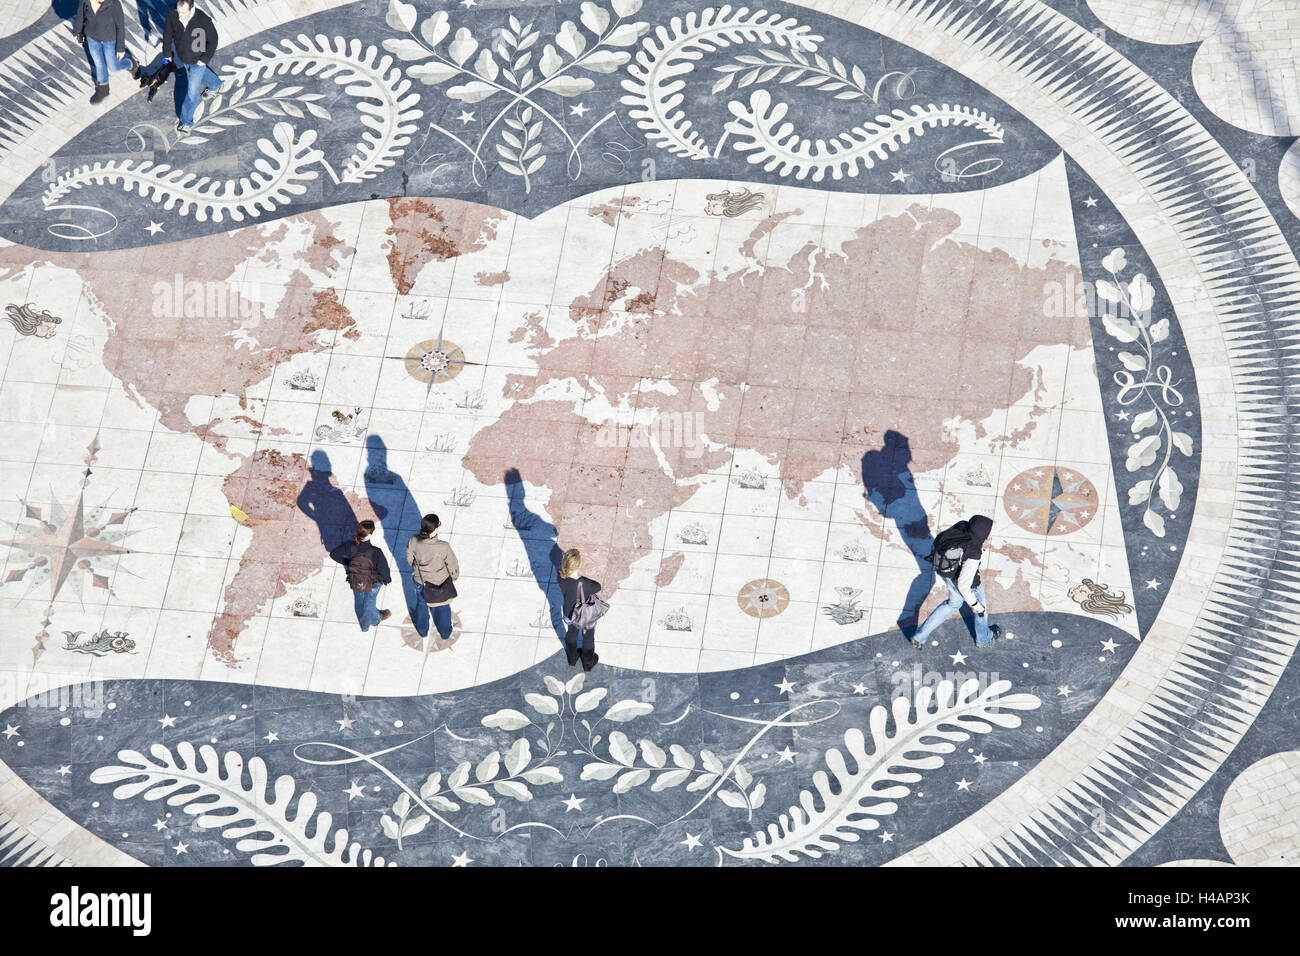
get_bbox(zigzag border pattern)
[0,809,71,867]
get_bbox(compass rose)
[385,315,483,401]
[1002,466,1098,536]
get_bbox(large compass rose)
[385,315,483,402]
[0,433,136,661]
[1002,466,1098,536]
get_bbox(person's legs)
[580,625,597,670]
[431,604,453,640]
[912,579,963,645]
[196,63,223,93]
[564,623,580,665]
[971,584,995,646]
[179,63,205,126]
[353,588,381,631]
[87,39,112,84]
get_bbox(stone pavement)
[0,0,1296,868]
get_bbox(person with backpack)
[406,514,459,642]
[912,514,1001,648]
[330,520,392,632]
[559,549,606,672]
[74,0,138,104]
[160,0,223,133]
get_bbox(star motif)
[1084,196,1098,207]
[774,678,795,695]
[1116,411,1130,421]
[680,832,702,851]
[144,221,164,235]
[879,831,894,843]
[57,764,71,776]
[264,731,279,743]
[157,715,176,729]
[458,0,476,7]
[457,110,475,124]
[775,746,797,763]
[1058,685,1072,697]
[1145,578,1162,591]
[890,169,910,183]
[949,650,968,665]
[1101,638,1119,653]
[337,714,356,732]
[851,682,868,695]
[562,793,585,812]
[173,841,189,855]
[344,780,366,800]
[1,724,17,739]
[956,778,972,791]
[570,102,589,117]
[973,752,987,764]
[152,819,168,832]
[451,850,474,867]
[1,490,133,602]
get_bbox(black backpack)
[345,544,380,592]
[925,523,971,579]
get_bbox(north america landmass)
[0,193,1089,666]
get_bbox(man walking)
[161,0,222,133]
[911,514,1002,648]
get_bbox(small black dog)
[138,60,176,103]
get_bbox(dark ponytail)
[353,519,376,544]
[418,514,441,539]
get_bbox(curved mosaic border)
[0,0,1295,866]
[780,0,1296,866]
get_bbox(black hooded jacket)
[941,514,992,595]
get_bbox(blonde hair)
[561,548,581,578]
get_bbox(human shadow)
[133,0,170,38]
[297,450,357,552]
[365,435,429,638]
[503,467,565,644]
[860,430,942,638]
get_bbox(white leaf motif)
[1095,279,1122,303]
[639,739,666,768]
[1101,248,1127,273]
[603,22,649,46]
[1158,468,1183,511]
[581,762,620,781]
[603,700,653,722]
[1171,431,1194,456]
[521,766,563,785]
[1144,509,1167,537]
[566,672,586,696]
[718,790,748,809]
[1102,313,1140,343]
[1150,318,1170,342]
[608,731,636,767]
[1126,435,1161,472]
[574,688,607,712]
[652,769,690,791]
[722,680,1039,863]
[1128,480,1152,506]
[386,0,418,32]
[611,0,643,15]
[494,780,533,802]
[1118,352,1146,372]
[420,11,450,48]
[700,750,724,774]
[475,751,500,783]
[382,38,431,61]
[556,20,586,58]
[482,709,530,730]
[579,2,610,35]
[613,769,651,793]
[505,738,532,776]
[1131,409,1158,434]
[669,744,695,770]
[541,74,595,97]
[544,676,565,696]
[448,28,478,66]
[89,743,395,866]
[1128,274,1154,314]
[525,693,559,715]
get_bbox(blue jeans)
[179,61,222,126]
[353,587,383,631]
[87,39,130,84]
[429,604,453,640]
[913,578,994,645]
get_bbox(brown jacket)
[407,534,459,590]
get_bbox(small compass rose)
[385,315,484,401]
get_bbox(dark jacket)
[163,7,219,64]
[954,514,992,598]
[329,540,392,587]
[560,575,601,620]
[74,0,126,56]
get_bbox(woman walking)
[406,514,459,642]
[559,549,601,672]
[74,0,137,104]
[329,520,392,632]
